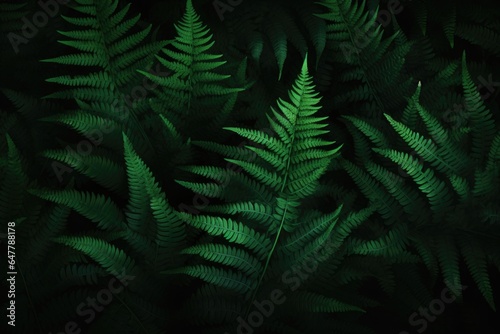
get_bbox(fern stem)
[244,201,289,319]
[243,67,310,317]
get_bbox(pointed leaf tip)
[301,53,309,73]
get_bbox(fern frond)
[54,235,137,279]
[373,148,454,213]
[0,135,28,222]
[29,188,124,231]
[181,244,261,277]
[461,53,497,162]
[140,0,243,140]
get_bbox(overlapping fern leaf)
[40,0,169,182]
[341,54,500,309]
[140,0,244,142]
[0,136,95,333]
[398,0,500,55]
[315,0,413,117]
[43,0,167,100]
[167,56,378,333]
[26,132,186,333]
[220,0,327,80]
[2,0,500,333]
